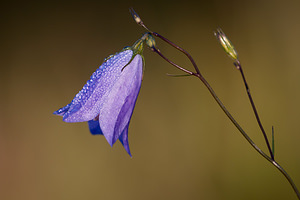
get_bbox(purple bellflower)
[53,38,145,156]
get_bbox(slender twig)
[234,61,274,160]
[153,45,300,199]
[272,126,275,157]
[151,47,194,75]
[129,8,300,199]
[152,32,202,76]
[129,7,201,75]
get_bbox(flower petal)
[98,54,143,146]
[119,126,131,157]
[87,118,103,135]
[53,103,71,116]
[54,49,133,122]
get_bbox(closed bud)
[214,28,238,61]
[129,7,142,25]
[145,34,156,49]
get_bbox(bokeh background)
[1,0,300,199]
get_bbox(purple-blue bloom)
[54,42,144,156]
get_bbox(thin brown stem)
[151,47,194,75]
[151,38,300,200]
[129,7,299,199]
[152,32,201,76]
[234,61,274,160]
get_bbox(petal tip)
[127,150,132,157]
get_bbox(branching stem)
[152,33,300,199]
[234,61,274,160]
[129,7,300,199]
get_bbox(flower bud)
[129,7,142,25]
[214,28,238,61]
[145,34,156,49]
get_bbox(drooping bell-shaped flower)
[53,38,145,156]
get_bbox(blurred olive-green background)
[1,0,300,199]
